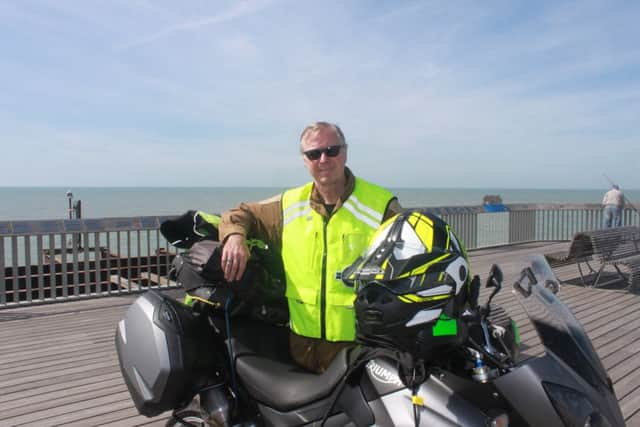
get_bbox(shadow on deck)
[1,241,639,426]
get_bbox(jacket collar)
[309,167,355,217]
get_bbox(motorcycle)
[115,254,625,426]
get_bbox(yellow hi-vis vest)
[281,178,394,341]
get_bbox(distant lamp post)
[65,190,82,249]
[66,191,74,220]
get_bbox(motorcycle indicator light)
[488,413,509,427]
[583,412,613,427]
[542,382,612,427]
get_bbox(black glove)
[160,210,219,248]
[182,239,225,283]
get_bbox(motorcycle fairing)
[245,354,491,427]
[505,255,625,426]
[493,355,581,427]
[363,358,405,395]
[525,255,612,391]
[255,394,359,427]
[370,364,504,427]
[364,357,505,426]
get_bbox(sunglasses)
[303,144,347,161]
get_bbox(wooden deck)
[1,241,639,426]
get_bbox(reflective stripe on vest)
[281,178,393,341]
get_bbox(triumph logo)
[367,360,403,386]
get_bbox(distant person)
[602,184,624,228]
[218,121,402,373]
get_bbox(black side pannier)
[115,290,218,416]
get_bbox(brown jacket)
[219,168,402,247]
[218,168,402,373]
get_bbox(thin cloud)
[1,1,638,189]
[116,0,275,50]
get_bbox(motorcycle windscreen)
[512,255,612,394]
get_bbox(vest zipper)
[320,218,328,340]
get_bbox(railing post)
[0,237,5,305]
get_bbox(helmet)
[342,210,470,358]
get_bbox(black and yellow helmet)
[342,209,470,357]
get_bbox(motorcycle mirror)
[544,279,560,294]
[486,264,503,288]
[513,267,537,297]
[484,264,503,315]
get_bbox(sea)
[1,187,638,221]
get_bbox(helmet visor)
[358,272,457,296]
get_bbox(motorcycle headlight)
[542,382,612,427]
[488,412,509,427]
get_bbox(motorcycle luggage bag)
[115,290,216,416]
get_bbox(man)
[219,121,402,373]
[602,184,624,228]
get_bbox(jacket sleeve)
[218,195,283,251]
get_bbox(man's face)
[301,128,347,186]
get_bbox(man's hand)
[221,234,250,282]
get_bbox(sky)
[1,0,639,189]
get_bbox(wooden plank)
[110,274,139,291]
[9,394,134,426]
[590,310,640,349]
[620,390,640,426]
[615,365,640,400]
[59,406,170,427]
[0,328,117,355]
[99,413,171,427]
[0,372,122,407]
[140,271,176,287]
[0,349,118,378]
[0,366,118,396]
[0,316,120,339]
[0,359,118,389]
[603,339,640,399]
[0,345,115,377]
[0,383,125,420]
[0,326,118,350]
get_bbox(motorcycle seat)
[227,320,351,412]
[234,345,350,411]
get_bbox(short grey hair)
[299,122,346,151]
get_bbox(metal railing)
[1,204,639,308]
[0,216,179,308]
[428,203,639,250]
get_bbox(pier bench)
[546,226,640,291]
